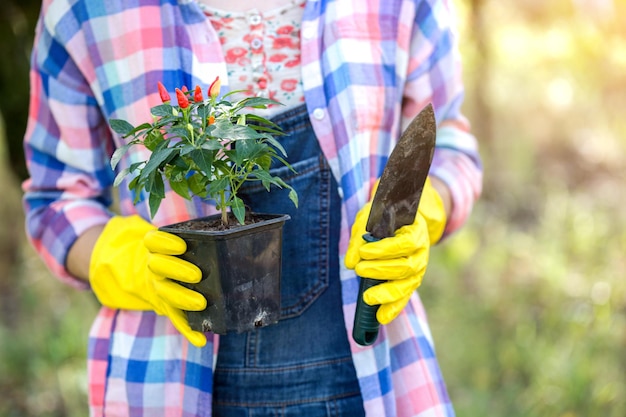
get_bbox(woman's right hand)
[88,215,208,347]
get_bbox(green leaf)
[148,192,162,219]
[109,119,135,136]
[139,142,177,181]
[271,176,288,188]
[197,103,210,121]
[251,169,273,191]
[168,127,191,141]
[129,162,144,172]
[247,124,284,137]
[231,197,245,224]
[265,136,288,157]
[244,114,282,130]
[236,139,266,162]
[113,168,131,187]
[267,175,298,207]
[128,122,152,137]
[152,115,177,128]
[188,173,208,197]
[190,148,214,176]
[169,154,189,169]
[128,175,140,189]
[230,142,246,166]
[256,154,273,171]
[221,89,246,100]
[222,149,238,166]
[144,130,164,151]
[147,170,165,197]
[272,154,298,173]
[201,139,223,151]
[165,164,186,181]
[236,96,282,109]
[179,143,197,156]
[111,142,134,169]
[145,168,165,217]
[168,176,190,200]
[289,188,299,208]
[151,104,175,117]
[207,176,229,196]
[128,176,143,204]
[212,159,231,172]
[211,120,263,140]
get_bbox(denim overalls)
[212,105,366,417]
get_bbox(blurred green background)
[0,0,624,416]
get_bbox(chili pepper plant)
[109,77,298,226]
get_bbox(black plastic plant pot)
[159,213,289,334]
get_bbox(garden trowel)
[353,103,436,346]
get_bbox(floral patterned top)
[197,0,306,117]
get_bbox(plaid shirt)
[23,0,482,416]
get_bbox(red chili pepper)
[194,85,203,102]
[157,82,170,103]
[181,85,189,93]
[176,88,189,109]
[208,76,221,99]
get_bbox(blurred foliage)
[0,252,97,417]
[422,0,626,416]
[0,1,41,180]
[0,0,625,416]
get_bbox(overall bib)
[212,105,365,417]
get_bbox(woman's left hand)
[345,178,447,324]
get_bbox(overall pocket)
[238,153,332,319]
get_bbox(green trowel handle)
[353,232,386,346]
[353,276,384,346]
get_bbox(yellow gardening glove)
[89,215,208,347]
[345,177,446,325]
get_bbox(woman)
[23,0,482,415]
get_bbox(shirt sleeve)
[401,0,483,237]
[22,13,115,288]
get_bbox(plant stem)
[220,189,228,225]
